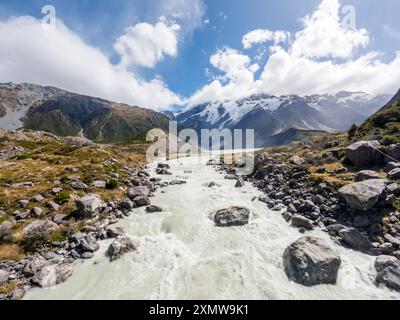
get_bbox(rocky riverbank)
[216,135,400,292]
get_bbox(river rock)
[132,196,151,207]
[355,170,381,182]
[338,228,373,254]
[118,199,135,211]
[169,180,187,185]
[283,236,341,286]
[146,205,163,213]
[338,179,387,211]
[376,265,400,291]
[157,163,170,169]
[214,207,250,227]
[384,234,400,247]
[76,194,104,218]
[235,177,245,188]
[291,215,314,230]
[70,232,99,253]
[156,168,172,175]
[128,186,150,200]
[346,140,382,167]
[31,264,73,288]
[374,255,400,272]
[107,235,136,262]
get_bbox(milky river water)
[25,154,400,300]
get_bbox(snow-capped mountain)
[174,92,392,147]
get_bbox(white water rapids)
[25,154,400,300]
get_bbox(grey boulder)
[23,220,58,238]
[374,255,400,273]
[76,194,104,218]
[107,235,136,262]
[127,186,150,200]
[214,207,250,227]
[338,179,387,211]
[346,140,382,167]
[291,215,314,230]
[338,228,373,254]
[283,236,341,286]
[32,264,73,288]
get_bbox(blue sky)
[0,0,399,109]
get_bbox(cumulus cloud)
[188,48,258,105]
[189,0,400,105]
[0,16,181,110]
[115,20,180,68]
[290,0,369,59]
[242,29,290,49]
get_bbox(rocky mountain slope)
[355,88,400,145]
[0,83,169,143]
[174,92,391,147]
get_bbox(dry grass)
[0,281,16,295]
[0,244,23,261]
[0,132,148,215]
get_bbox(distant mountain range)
[172,92,392,147]
[0,83,394,147]
[0,83,169,143]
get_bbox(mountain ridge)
[0,83,170,143]
[174,92,392,147]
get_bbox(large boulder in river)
[338,179,387,211]
[346,141,382,167]
[70,232,99,253]
[376,263,400,292]
[374,255,400,273]
[75,194,104,218]
[107,235,136,262]
[283,236,341,286]
[214,207,250,227]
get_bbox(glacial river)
[25,154,400,300]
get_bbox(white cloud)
[242,29,290,49]
[152,0,205,34]
[188,48,259,105]
[114,20,180,68]
[0,16,181,110]
[189,0,400,105]
[290,0,369,59]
